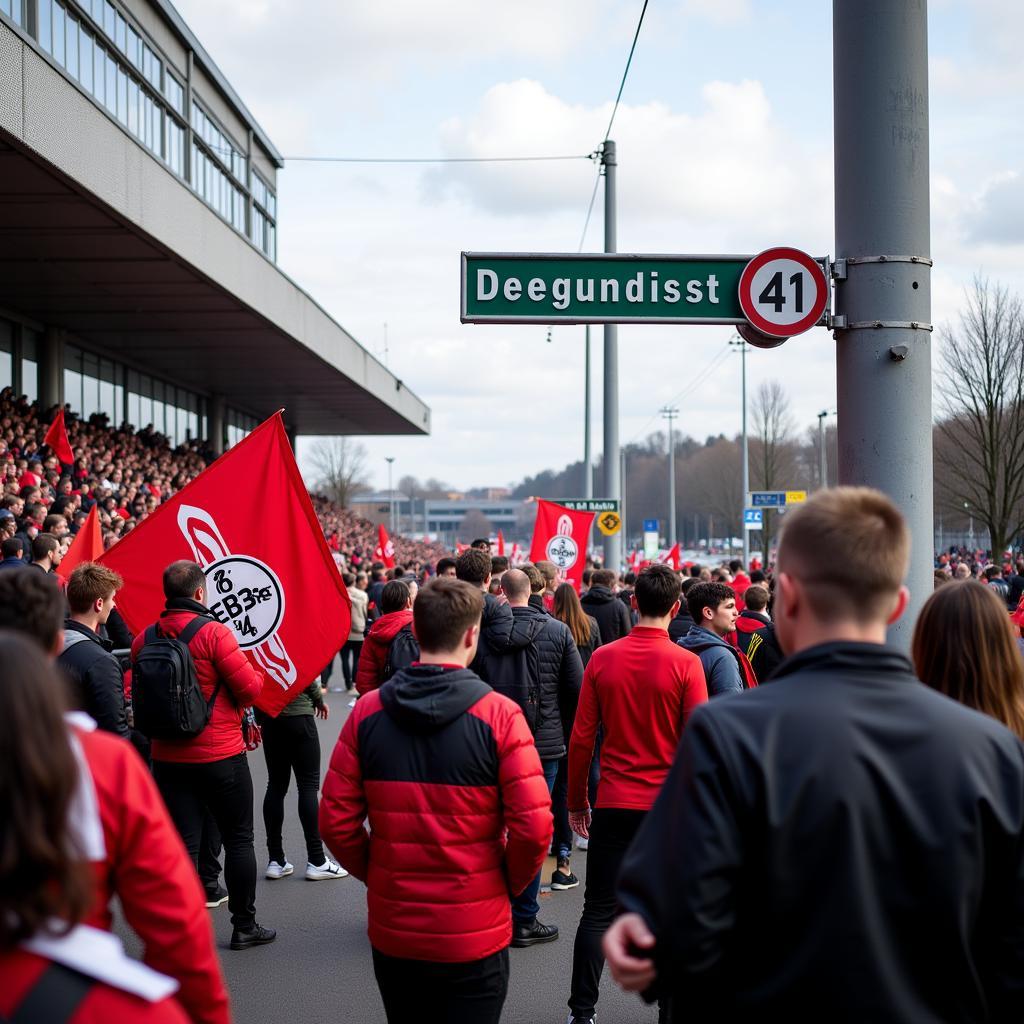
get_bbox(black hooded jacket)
[486,604,584,760]
[469,591,513,683]
[58,619,129,738]
[617,642,1024,1021]
[580,585,632,646]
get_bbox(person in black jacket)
[667,577,697,642]
[493,569,584,947]
[58,562,129,738]
[581,569,632,645]
[605,487,1024,1021]
[456,548,512,681]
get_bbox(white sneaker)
[575,835,589,851]
[306,859,348,880]
[265,860,294,879]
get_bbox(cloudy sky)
[174,0,1024,492]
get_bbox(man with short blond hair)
[59,561,128,737]
[606,488,1024,1020]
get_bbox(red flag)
[528,499,595,593]
[455,542,469,554]
[665,542,681,571]
[497,530,506,557]
[44,409,74,465]
[56,505,103,580]
[98,413,350,716]
[374,523,396,568]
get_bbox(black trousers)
[340,640,363,687]
[261,714,324,866]
[154,753,257,930]
[372,947,509,1024]
[198,810,222,891]
[569,808,648,1019]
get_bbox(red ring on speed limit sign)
[738,247,829,338]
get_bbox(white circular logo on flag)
[205,555,285,649]
[546,534,578,570]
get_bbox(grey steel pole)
[818,411,828,489]
[660,406,679,547]
[620,447,627,561]
[834,0,932,647]
[602,141,621,571]
[740,342,749,570]
[385,457,395,534]
[584,325,593,499]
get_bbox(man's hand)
[315,703,330,720]
[568,809,591,839]
[603,913,657,992]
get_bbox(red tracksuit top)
[568,625,708,812]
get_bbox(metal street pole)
[385,457,395,534]
[834,0,932,647]
[660,406,679,547]
[602,141,621,571]
[817,409,835,488]
[620,447,627,562]
[730,336,749,569]
[584,325,593,499]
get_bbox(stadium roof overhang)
[0,26,430,437]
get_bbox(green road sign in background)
[462,253,751,325]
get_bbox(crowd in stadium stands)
[0,388,445,570]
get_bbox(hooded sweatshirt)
[319,664,552,962]
[581,585,632,646]
[354,608,414,696]
[678,624,757,697]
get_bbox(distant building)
[351,492,523,546]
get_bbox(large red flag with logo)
[528,500,595,592]
[56,504,103,580]
[374,523,396,568]
[98,412,350,715]
[45,409,74,465]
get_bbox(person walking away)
[261,678,347,882]
[565,564,707,1024]
[535,560,559,612]
[132,560,275,951]
[490,568,584,945]
[336,571,367,692]
[983,564,1012,609]
[320,577,552,1024]
[455,547,513,682]
[677,582,757,696]
[604,488,1024,1020]
[553,582,602,855]
[727,558,751,611]
[734,584,770,660]
[912,579,1024,739]
[59,562,129,739]
[581,569,632,645]
[667,577,698,642]
[355,580,413,696]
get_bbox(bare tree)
[750,380,798,547]
[307,436,369,508]
[937,278,1024,556]
[459,509,493,543]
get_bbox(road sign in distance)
[642,519,659,532]
[597,511,622,536]
[743,508,764,528]
[785,490,808,505]
[748,490,808,508]
[558,499,619,513]
[738,247,830,339]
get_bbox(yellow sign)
[597,511,622,536]
[785,490,808,505]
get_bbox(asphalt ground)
[117,661,659,1023]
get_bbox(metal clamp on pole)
[844,320,933,331]
[843,255,933,266]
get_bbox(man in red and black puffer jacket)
[132,560,274,953]
[320,576,552,1024]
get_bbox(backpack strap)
[177,614,215,645]
[6,962,94,1024]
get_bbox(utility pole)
[602,140,621,571]
[729,336,749,570]
[660,406,679,547]
[834,0,932,647]
[620,447,627,562]
[584,325,593,499]
[817,409,836,488]
[385,457,395,534]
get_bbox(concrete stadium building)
[0,0,429,451]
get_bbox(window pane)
[91,0,101,25]
[79,29,93,91]
[38,0,52,52]
[64,369,82,413]
[93,41,104,102]
[65,12,78,77]
[52,2,65,65]
[102,0,113,38]
[105,54,116,112]
[114,12,124,52]
[140,394,152,427]
[116,67,127,124]
[128,391,140,428]
[127,25,140,67]
[100,379,114,421]
[127,78,139,136]
[21,358,37,403]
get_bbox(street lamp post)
[817,409,837,489]
[660,406,679,547]
[965,501,974,551]
[385,457,395,534]
[729,336,749,569]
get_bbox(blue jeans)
[512,758,559,924]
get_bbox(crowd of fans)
[0,389,446,569]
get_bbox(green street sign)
[462,252,751,325]
[557,499,619,512]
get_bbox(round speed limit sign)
[738,247,829,338]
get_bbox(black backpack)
[383,625,420,681]
[132,615,221,740]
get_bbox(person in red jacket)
[566,563,708,1024]
[0,588,230,1024]
[354,578,413,696]
[132,559,275,952]
[320,576,552,1024]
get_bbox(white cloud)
[678,0,753,27]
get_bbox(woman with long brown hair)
[553,582,602,668]
[0,631,189,1022]
[912,580,1024,739]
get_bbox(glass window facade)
[0,0,279,261]
[225,408,256,449]
[0,318,39,402]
